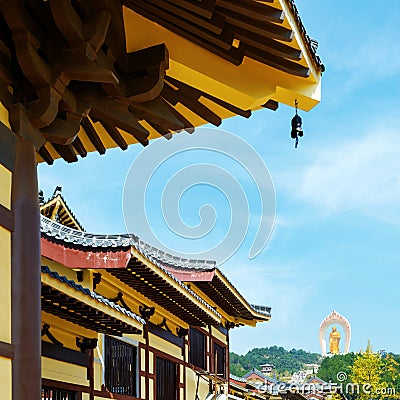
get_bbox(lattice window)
[189,328,206,369]
[42,386,76,400]
[213,342,226,378]
[156,357,177,400]
[104,336,137,396]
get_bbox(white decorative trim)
[319,310,351,355]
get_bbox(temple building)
[39,189,271,399]
[0,0,323,399]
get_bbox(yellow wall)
[0,104,12,400]
[94,361,102,391]
[42,257,93,290]
[42,311,97,350]
[0,164,11,210]
[42,357,88,386]
[0,102,9,128]
[186,367,209,400]
[211,326,228,345]
[0,226,11,344]
[148,333,182,360]
[0,357,12,400]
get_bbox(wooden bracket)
[109,291,131,312]
[41,324,64,347]
[76,337,98,353]
[139,305,155,320]
[176,327,189,338]
[157,317,172,333]
[93,272,102,290]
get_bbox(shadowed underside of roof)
[41,265,145,335]
[124,0,323,71]
[163,263,271,321]
[0,0,322,164]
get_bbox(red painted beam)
[41,237,131,269]
[164,267,215,282]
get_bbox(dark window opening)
[156,356,177,400]
[42,386,76,400]
[213,342,226,379]
[189,328,206,370]
[104,336,137,397]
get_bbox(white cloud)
[280,128,400,223]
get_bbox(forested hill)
[230,346,322,377]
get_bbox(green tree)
[317,353,356,385]
[229,346,321,377]
[381,354,400,398]
[350,341,384,400]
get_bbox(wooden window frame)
[42,385,78,400]
[212,338,228,380]
[189,327,206,370]
[104,336,138,398]
[155,356,178,400]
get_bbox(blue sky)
[38,0,400,355]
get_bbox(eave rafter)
[0,0,278,164]
[196,277,254,320]
[0,0,168,150]
[0,0,321,164]
[40,189,85,231]
[164,265,270,322]
[108,257,221,327]
[41,266,145,336]
[122,0,314,77]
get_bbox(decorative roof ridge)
[284,0,325,72]
[230,373,247,383]
[243,368,279,383]
[40,188,85,231]
[41,214,137,247]
[251,304,272,317]
[40,216,221,318]
[135,240,217,270]
[41,265,145,325]
[40,215,217,269]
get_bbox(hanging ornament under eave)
[291,100,303,148]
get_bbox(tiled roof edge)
[230,373,247,383]
[251,304,272,317]
[40,217,221,319]
[285,0,325,72]
[41,215,215,268]
[147,261,222,319]
[41,191,85,231]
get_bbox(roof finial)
[53,186,62,197]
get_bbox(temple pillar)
[0,114,15,400]
[11,133,41,400]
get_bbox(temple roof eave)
[40,215,270,325]
[41,265,145,336]
[0,0,322,164]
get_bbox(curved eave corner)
[123,3,322,115]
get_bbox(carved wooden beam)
[0,0,170,151]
